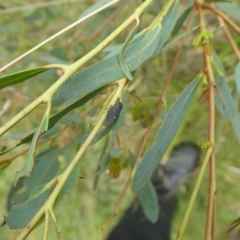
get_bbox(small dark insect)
[104,101,123,126]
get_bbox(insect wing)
[104,102,123,126]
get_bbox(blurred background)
[0,0,240,239]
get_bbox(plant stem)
[197,2,216,239]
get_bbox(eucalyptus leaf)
[14,110,50,185]
[7,147,60,210]
[161,28,197,52]
[6,145,80,229]
[5,187,53,229]
[133,77,200,191]
[55,3,179,100]
[171,6,192,37]
[153,3,179,55]
[55,25,161,100]
[0,67,49,90]
[137,180,159,223]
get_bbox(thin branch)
[216,15,240,61]
[197,2,217,239]
[201,4,240,35]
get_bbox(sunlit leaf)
[133,77,200,191]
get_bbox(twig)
[197,2,217,239]
[201,4,240,35]
[216,14,240,61]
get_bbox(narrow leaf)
[137,180,159,223]
[171,6,193,37]
[133,77,200,191]
[14,109,50,185]
[154,3,179,55]
[161,27,197,52]
[0,67,48,90]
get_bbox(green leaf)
[14,109,50,185]
[215,76,237,119]
[55,4,179,100]
[6,187,53,229]
[6,146,80,229]
[161,27,197,52]
[153,3,179,55]
[234,62,240,93]
[55,26,161,100]
[7,147,60,209]
[0,67,48,90]
[119,18,139,80]
[137,180,159,223]
[133,77,200,191]
[171,6,193,37]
